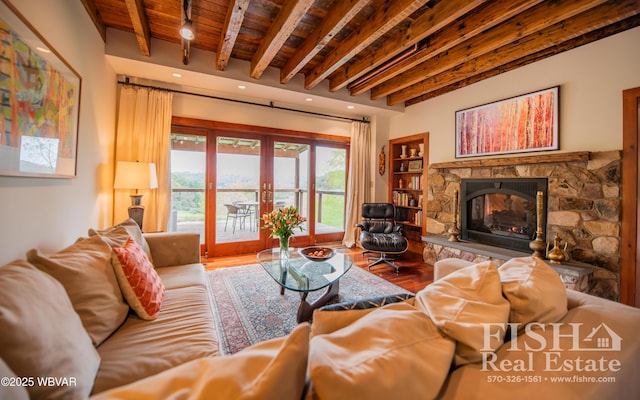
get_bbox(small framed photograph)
[408,159,423,171]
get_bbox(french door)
[171,119,348,257]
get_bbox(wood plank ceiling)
[81,0,640,107]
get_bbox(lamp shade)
[113,161,158,190]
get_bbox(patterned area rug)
[208,263,410,354]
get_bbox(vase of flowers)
[261,206,306,261]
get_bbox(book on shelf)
[392,191,412,207]
[414,210,423,226]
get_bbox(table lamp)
[114,161,158,229]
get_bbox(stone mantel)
[430,151,590,169]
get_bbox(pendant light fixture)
[180,0,194,40]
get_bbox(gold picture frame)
[0,0,82,178]
[407,159,422,171]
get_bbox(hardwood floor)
[202,247,434,294]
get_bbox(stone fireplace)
[423,151,621,301]
[460,177,547,252]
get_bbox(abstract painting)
[0,0,81,177]
[455,86,559,158]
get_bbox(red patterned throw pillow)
[112,237,165,320]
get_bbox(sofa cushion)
[309,302,455,400]
[91,322,309,400]
[90,219,153,263]
[26,235,129,346]
[0,260,100,399]
[311,293,416,337]
[155,263,208,290]
[498,256,567,331]
[93,284,219,394]
[414,260,510,366]
[112,237,165,320]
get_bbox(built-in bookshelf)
[388,132,429,249]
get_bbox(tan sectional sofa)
[0,222,219,399]
[3,224,640,400]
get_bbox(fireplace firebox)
[460,178,548,252]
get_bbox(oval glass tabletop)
[256,248,353,293]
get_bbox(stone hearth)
[423,151,621,301]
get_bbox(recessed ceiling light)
[305,98,313,102]
[36,46,51,53]
[347,105,355,109]
[172,72,182,78]
[238,85,246,89]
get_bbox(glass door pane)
[215,136,261,244]
[273,141,310,243]
[315,146,346,239]
[169,133,206,245]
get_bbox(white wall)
[172,93,352,136]
[390,27,640,164]
[0,0,117,264]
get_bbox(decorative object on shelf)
[546,234,568,264]
[418,143,424,157]
[529,191,546,258]
[409,148,418,157]
[399,162,405,172]
[408,159,423,171]
[378,146,385,176]
[448,189,460,242]
[455,86,559,158]
[398,178,404,189]
[261,207,306,261]
[0,0,81,178]
[409,198,417,207]
[113,161,158,229]
[400,145,408,158]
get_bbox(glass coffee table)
[257,248,353,323]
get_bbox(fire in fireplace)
[460,178,548,252]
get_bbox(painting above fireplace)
[460,178,548,252]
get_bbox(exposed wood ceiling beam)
[85,0,638,107]
[124,0,151,56]
[345,0,543,96]
[390,0,640,106]
[250,0,315,79]
[405,15,640,106]
[79,0,106,41]
[330,0,488,94]
[182,38,191,65]
[216,0,250,71]
[372,0,609,101]
[280,0,371,84]
[304,0,429,90]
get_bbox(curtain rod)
[117,79,370,124]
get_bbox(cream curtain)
[113,86,173,232]
[342,121,371,248]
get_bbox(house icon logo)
[580,323,622,351]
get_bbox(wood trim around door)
[621,87,640,307]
